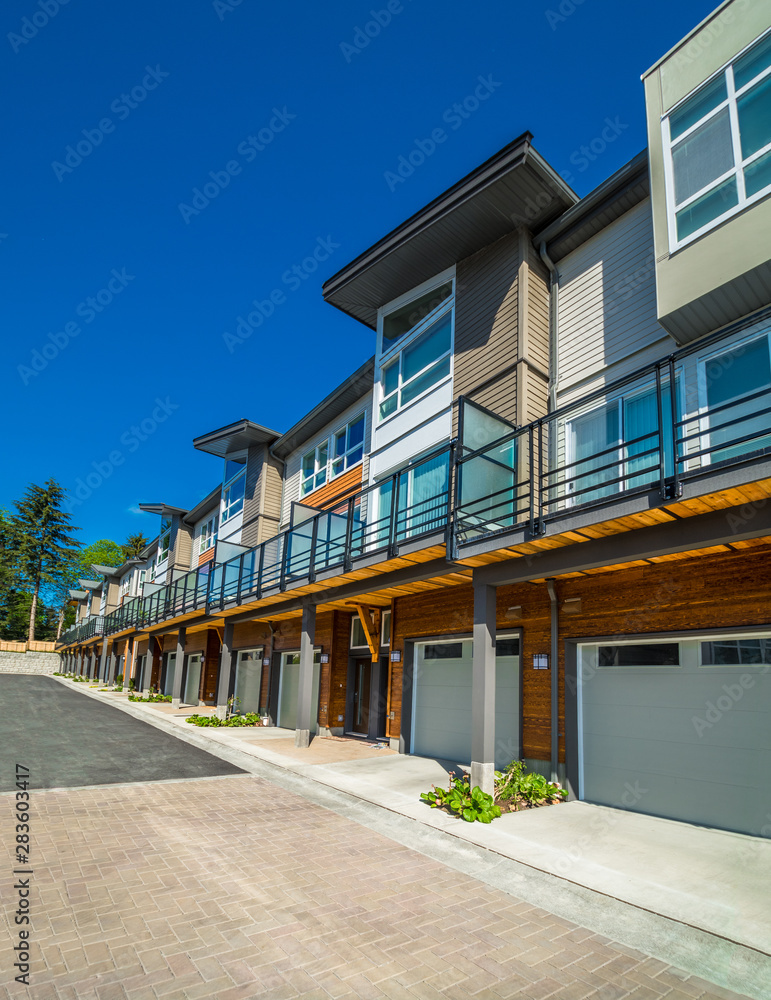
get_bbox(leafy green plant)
[185,712,262,728]
[421,772,501,824]
[494,760,567,811]
[128,693,172,702]
[128,679,136,691]
[115,673,123,685]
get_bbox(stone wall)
[0,650,61,675]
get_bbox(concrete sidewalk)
[60,678,771,998]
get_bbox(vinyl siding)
[557,200,672,399]
[281,392,372,527]
[453,231,520,426]
[241,444,265,549]
[260,455,284,542]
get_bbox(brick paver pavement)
[0,774,748,1000]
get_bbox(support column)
[147,637,161,694]
[470,579,497,796]
[295,604,316,748]
[215,622,235,720]
[125,636,135,689]
[98,641,109,683]
[77,651,83,676]
[171,627,186,709]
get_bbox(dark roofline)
[138,503,189,517]
[192,419,281,458]
[271,356,375,459]
[534,150,650,262]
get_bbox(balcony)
[454,325,771,553]
[74,323,771,646]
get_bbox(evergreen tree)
[13,480,81,642]
[122,533,149,559]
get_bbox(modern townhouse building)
[58,0,770,839]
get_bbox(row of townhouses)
[59,0,771,839]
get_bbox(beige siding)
[241,444,266,549]
[526,240,551,377]
[453,232,520,427]
[172,518,192,573]
[260,455,284,542]
[557,200,672,397]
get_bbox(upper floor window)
[301,414,366,496]
[378,272,454,422]
[158,519,171,562]
[120,576,130,597]
[222,455,246,524]
[663,30,771,249]
[199,513,218,553]
[139,569,146,596]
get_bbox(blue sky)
[1,0,718,549]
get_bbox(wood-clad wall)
[389,544,771,760]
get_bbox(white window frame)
[301,412,367,497]
[350,615,369,650]
[662,28,771,252]
[221,471,245,524]
[331,413,366,480]
[199,513,218,554]
[376,268,455,424]
[381,609,391,648]
[158,520,172,563]
[301,440,329,497]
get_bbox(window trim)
[376,268,456,425]
[301,411,367,498]
[221,470,246,524]
[158,520,172,563]
[198,513,219,554]
[662,28,771,252]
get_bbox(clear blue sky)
[1,0,717,549]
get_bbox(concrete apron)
[60,679,771,1000]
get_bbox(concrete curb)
[52,676,771,1000]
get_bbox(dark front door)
[352,657,372,735]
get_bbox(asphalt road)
[0,674,244,791]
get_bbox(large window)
[222,457,246,524]
[199,514,218,554]
[378,275,454,422]
[301,414,365,497]
[699,331,771,463]
[158,519,171,562]
[663,30,771,248]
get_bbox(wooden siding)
[198,547,215,567]
[390,543,771,761]
[281,392,372,527]
[557,200,672,396]
[241,444,265,549]
[454,232,520,426]
[301,464,362,510]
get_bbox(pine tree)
[13,480,81,642]
[122,533,149,559]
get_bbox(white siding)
[280,391,373,527]
[557,200,675,403]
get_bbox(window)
[158,519,171,562]
[381,610,391,647]
[148,557,156,582]
[301,441,328,496]
[199,514,218,554]
[351,616,368,649]
[120,577,130,600]
[663,30,771,248]
[378,275,454,422]
[139,570,146,596]
[598,644,680,667]
[222,473,245,523]
[700,332,771,463]
[301,414,366,497]
[701,638,771,665]
[332,415,365,477]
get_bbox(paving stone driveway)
[0,773,747,1000]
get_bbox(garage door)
[579,634,771,836]
[412,636,520,768]
[233,648,264,715]
[277,650,321,733]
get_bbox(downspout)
[539,242,559,413]
[545,578,559,783]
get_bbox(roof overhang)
[534,151,650,263]
[138,503,188,517]
[91,564,121,578]
[79,579,102,590]
[193,419,281,459]
[272,357,375,459]
[322,132,578,329]
[69,589,87,600]
[183,485,223,526]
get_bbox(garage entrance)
[276,649,321,733]
[411,635,520,768]
[578,633,771,835]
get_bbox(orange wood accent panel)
[303,465,362,510]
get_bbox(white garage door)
[579,634,771,836]
[277,650,321,733]
[412,636,520,768]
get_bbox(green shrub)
[128,693,172,703]
[421,772,501,824]
[494,760,567,810]
[185,712,262,728]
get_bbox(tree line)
[0,479,148,642]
